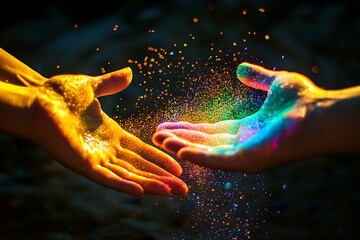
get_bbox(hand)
[152,62,335,173]
[31,67,188,196]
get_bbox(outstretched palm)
[32,67,188,196]
[153,62,325,173]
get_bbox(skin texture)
[0,48,188,197]
[153,62,360,173]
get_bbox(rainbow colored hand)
[153,62,325,173]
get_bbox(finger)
[110,156,188,195]
[152,131,177,147]
[94,67,133,97]
[236,62,287,91]
[154,175,188,196]
[156,121,217,133]
[157,134,190,154]
[157,133,235,156]
[89,165,145,196]
[153,129,237,147]
[103,162,172,196]
[121,131,183,176]
[117,148,174,177]
[156,120,241,134]
[177,147,243,171]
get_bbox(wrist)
[0,81,39,139]
[0,48,47,86]
[310,86,360,154]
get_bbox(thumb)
[94,67,133,97]
[236,62,284,91]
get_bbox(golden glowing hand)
[153,62,360,173]
[30,68,188,196]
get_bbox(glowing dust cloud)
[117,42,271,239]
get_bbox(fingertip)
[236,62,253,78]
[119,183,144,197]
[146,182,172,196]
[151,131,166,146]
[160,185,172,197]
[163,137,187,155]
[152,131,177,147]
[124,66,133,81]
[170,163,183,177]
[126,182,145,196]
[162,177,189,196]
[181,182,189,195]
[95,67,133,96]
[173,183,189,196]
[236,62,257,89]
[115,66,133,88]
[173,178,188,196]
[177,146,198,161]
[236,62,274,91]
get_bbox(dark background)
[0,0,359,239]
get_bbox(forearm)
[0,48,47,86]
[315,86,360,153]
[0,81,38,139]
